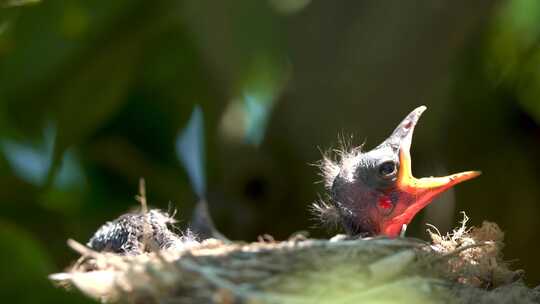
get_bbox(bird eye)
[378,161,396,178]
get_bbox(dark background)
[0,0,539,303]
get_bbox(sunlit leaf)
[0,0,39,8]
[505,0,540,40]
[515,52,540,123]
[486,0,540,122]
[243,91,273,145]
[176,106,206,198]
[268,0,310,15]
[53,147,86,189]
[220,56,288,146]
[0,122,55,185]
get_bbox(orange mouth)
[381,149,480,236]
[379,106,481,237]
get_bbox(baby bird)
[87,209,198,254]
[314,106,480,237]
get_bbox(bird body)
[87,209,197,254]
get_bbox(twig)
[135,178,153,252]
[68,239,100,258]
[136,178,148,214]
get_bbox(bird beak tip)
[382,105,428,150]
[449,170,482,185]
[415,105,427,114]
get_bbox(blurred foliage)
[0,1,538,302]
[0,0,39,9]
[486,0,540,122]
[176,105,206,198]
[0,221,91,303]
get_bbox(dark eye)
[378,161,396,177]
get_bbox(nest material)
[50,214,539,304]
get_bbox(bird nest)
[50,213,539,304]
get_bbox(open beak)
[380,106,481,236]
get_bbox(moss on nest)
[50,214,538,304]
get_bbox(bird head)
[321,106,480,237]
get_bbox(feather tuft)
[310,199,341,229]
